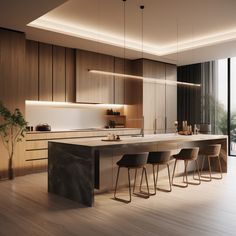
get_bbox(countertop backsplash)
[25,105,106,131]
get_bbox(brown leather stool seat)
[114,153,149,203]
[172,148,201,188]
[200,144,222,181]
[141,151,172,195]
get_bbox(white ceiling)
[1,0,236,65]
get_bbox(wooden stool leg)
[139,167,144,192]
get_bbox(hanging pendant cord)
[123,0,126,74]
[140,5,144,59]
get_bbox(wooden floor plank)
[0,157,236,236]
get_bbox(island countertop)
[50,133,228,148]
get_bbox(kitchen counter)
[27,127,140,134]
[48,134,228,207]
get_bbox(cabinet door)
[143,82,156,133]
[25,40,39,101]
[155,62,166,133]
[65,48,76,102]
[166,64,177,133]
[76,50,114,103]
[39,43,53,101]
[114,57,130,104]
[53,45,66,102]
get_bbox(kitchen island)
[48,134,227,206]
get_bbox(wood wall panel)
[65,48,75,102]
[39,43,52,101]
[53,45,66,102]
[0,29,26,178]
[76,50,114,104]
[25,40,39,100]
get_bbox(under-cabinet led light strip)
[88,69,201,87]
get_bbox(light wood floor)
[1,158,236,236]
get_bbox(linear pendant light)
[88,1,201,88]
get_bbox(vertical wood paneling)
[25,40,39,100]
[39,43,52,101]
[0,29,26,178]
[114,58,131,104]
[65,48,75,102]
[53,45,66,102]
[166,64,177,132]
[76,50,114,104]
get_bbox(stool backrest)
[177,148,199,160]
[204,144,221,156]
[148,151,171,164]
[118,153,148,167]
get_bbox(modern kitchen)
[0,0,236,235]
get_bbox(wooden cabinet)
[53,45,66,102]
[39,43,53,101]
[25,40,39,100]
[166,64,177,133]
[76,50,114,103]
[65,48,76,102]
[142,59,177,134]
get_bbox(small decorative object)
[35,123,51,131]
[108,120,116,128]
[174,121,178,134]
[101,133,121,141]
[0,101,27,179]
[106,109,113,115]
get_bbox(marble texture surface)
[48,134,228,207]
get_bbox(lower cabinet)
[25,129,141,173]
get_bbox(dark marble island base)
[48,134,228,207]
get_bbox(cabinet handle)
[154,118,157,134]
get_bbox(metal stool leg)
[144,167,150,198]
[210,156,223,179]
[133,169,137,193]
[114,166,120,199]
[128,168,132,202]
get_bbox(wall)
[25,105,106,130]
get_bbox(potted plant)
[0,101,27,179]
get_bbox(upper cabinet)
[165,64,177,133]
[39,43,53,101]
[142,59,177,134]
[52,45,66,102]
[76,50,114,104]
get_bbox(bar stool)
[140,151,172,195]
[114,153,150,203]
[200,144,222,181]
[172,148,201,188]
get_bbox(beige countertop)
[51,133,228,148]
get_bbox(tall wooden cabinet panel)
[143,82,156,133]
[76,50,114,103]
[142,59,166,133]
[166,64,177,133]
[25,40,39,100]
[65,48,75,102]
[0,29,26,177]
[114,58,125,104]
[39,43,53,101]
[53,45,66,102]
[154,63,166,133]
